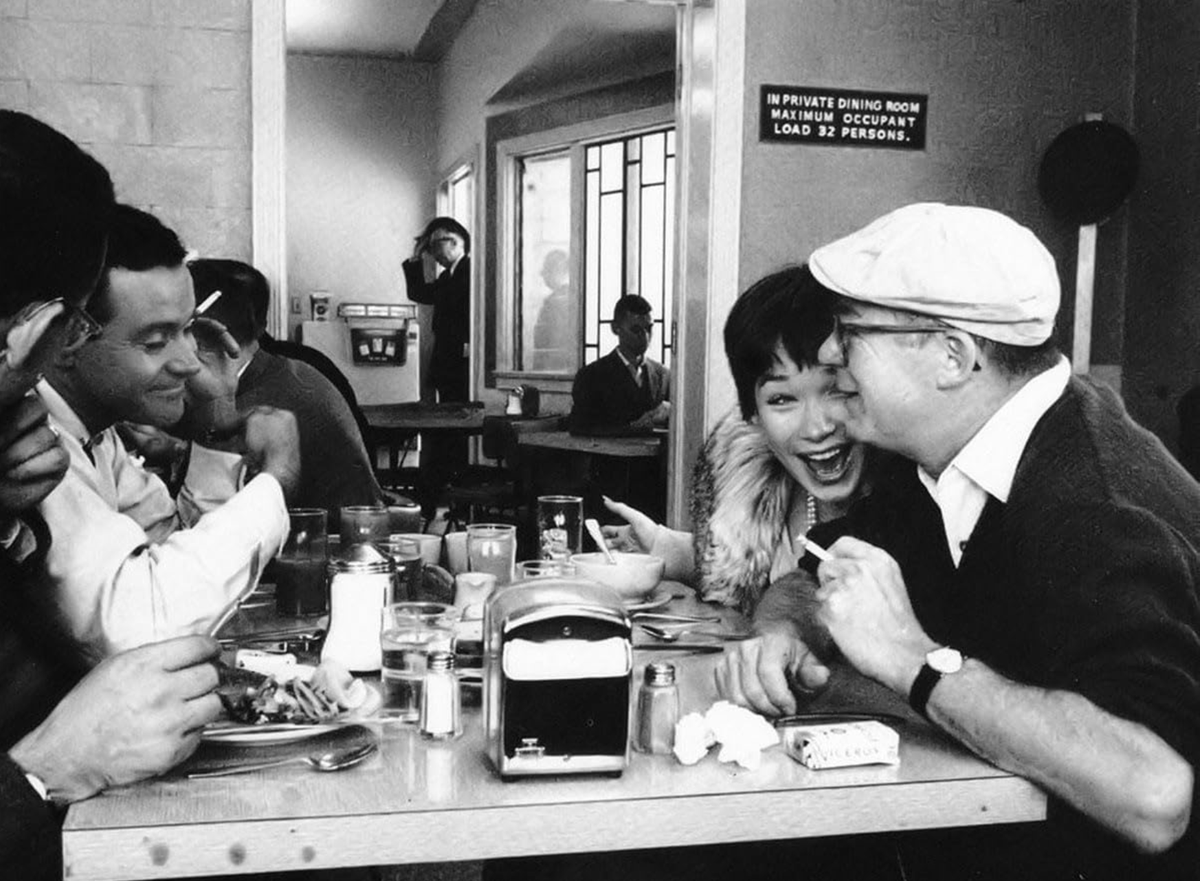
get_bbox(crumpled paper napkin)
[673,700,779,769]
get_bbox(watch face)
[927,646,963,674]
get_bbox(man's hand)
[815,536,936,694]
[649,400,671,428]
[176,316,241,440]
[8,635,222,803]
[241,405,301,500]
[715,620,831,716]
[0,395,69,514]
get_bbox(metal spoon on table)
[638,623,750,643]
[187,741,378,778]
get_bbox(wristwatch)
[908,646,964,719]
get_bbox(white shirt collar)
[615,347,643,370]
[37,379,94,447]
[917,357,1070,564]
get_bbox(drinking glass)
[386,498,423,535]
[275,508,329,616]
[536,495,583,560]
[466,523,516,586]
[389,532,442,566]
[379,602,460,723]
[453,572,497,620]
[515,559,577,581]
[340,505,389,547]
[444,530,469,574]
[382,537,424,603]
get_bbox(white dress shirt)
[917,358,1070,566]
[29,381,288,660]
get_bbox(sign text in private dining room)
[759,85,928,150]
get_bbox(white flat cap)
[809,203,1060,346]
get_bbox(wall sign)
[760,85,928,150]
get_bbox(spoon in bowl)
[187,740,378,778]
[584,518,617,564]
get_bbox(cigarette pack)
[783,720,900,769]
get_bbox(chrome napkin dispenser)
[484,578,632,777]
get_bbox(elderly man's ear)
[934,330,983,390]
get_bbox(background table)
[62,589,1046,880]
[516,430,667,524]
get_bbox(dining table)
[60,585,1047,880]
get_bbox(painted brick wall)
[0,0,253,260]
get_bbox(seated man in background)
[720,203,1200,880]
[185,257,383,529]
[569,294,670,435]
[30,203,301,661]
[0,110,223,881]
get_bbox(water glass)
[453,572,497,620]
[515,559,576,581]
[536,495,583,560]
[386,497,423,535]
[379,602,460,723]
[466,523,516,586]
[389,532,442,566]
[382,537,423,603]
[276,508,328,616]
[340,505,389,547]
[444,531,469,575]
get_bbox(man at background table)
[0,109,224,881]
[718,203,1200,879]
[184,257,383,531]
[29,204,302,661]
[569,294,670,436]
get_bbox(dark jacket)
[403,256,470,400]
[568,349,668,435]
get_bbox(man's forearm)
[928,660,1193,853]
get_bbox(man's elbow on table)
[1114,754,1193,854]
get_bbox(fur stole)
[689,409,797,612]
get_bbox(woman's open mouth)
[798,445,854,484]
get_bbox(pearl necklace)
[805,492,818,534]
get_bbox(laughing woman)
[605,265,878,613]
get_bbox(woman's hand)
[600,496,659,553]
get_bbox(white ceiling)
[286,0,445,58]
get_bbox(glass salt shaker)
[419,650,463,740]
[634,662,679,754]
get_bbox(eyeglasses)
[1,298,103,365]
[829,315,949,367]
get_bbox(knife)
[633,643,725,654]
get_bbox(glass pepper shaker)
[420,650,463,740]
[634,661,679,754]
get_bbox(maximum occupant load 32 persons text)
[759,85,928,150]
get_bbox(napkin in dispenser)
[484,577,632,776]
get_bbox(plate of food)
[211,659,380,746]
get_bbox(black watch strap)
[908,663,942,719]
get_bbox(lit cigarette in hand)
[196,290,223,315]
[795,534,833,562]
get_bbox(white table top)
[62,590,1046,880]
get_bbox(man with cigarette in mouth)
[719,203,1200,879]
[27,204,302,662]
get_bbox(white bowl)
[569,551,665,601]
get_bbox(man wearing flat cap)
[719,203,1200,879]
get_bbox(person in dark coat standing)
[402,217,471,403]
[402,217,472,513]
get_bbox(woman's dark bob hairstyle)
[723,264,836,421]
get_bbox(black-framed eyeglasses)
[3,298,103,356]
[830,315,949,367]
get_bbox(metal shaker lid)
[328,541,395,574]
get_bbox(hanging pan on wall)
[1037,115,1139,374]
